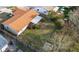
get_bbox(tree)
[58,6,77,19]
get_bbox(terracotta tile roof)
[3,8,26,24]
[3,8,39,33]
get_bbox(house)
[0,8,13,14]
[30,6,60,15]
[0,35,8,52]
[17,6,30,11]
[0,12,13,21]
[2,7,42,35]
[53,7,59,12]
[31,7,48,15]
[0,8,13,21]
[31,15,42,24]
[41,6,55,11]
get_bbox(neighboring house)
[0,8,13,21]
[42,6,59,12]
[2,8,42,35]
[0,8,13,14]
[32,7,48,15]
[53,7,59,12]
[17,6,30,11]
[31,16,42,24]
[0,35,8,52]
[41,6,55,11]
[0,12,13,21]
[30,6,59,15]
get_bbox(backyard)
[18,21,55,51]
[17,7,79,52]
[0,6,79,52]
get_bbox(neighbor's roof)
[0,35,8,50]
[3,8,39,32]
[42,6,55,11]
[3,8,26,25]
[0,8,12,14]
[31,16,42,24]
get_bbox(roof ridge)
[10,10,38,25]
[9,10,32,25]
[2,8,27,25]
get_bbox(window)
[7,26,9,29]
[44,11,47,13]
[37,9,39,11]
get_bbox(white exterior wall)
[3,24,18,35]
[33,7,48,15]
[53,7,59,12]
[17,25,28,35]
[3,23,28,35]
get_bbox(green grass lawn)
[18,22,55,51]
[17,18,79,52]
[18,29,53,51]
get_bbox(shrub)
[54,21,63,29]
[33,25,40,29]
